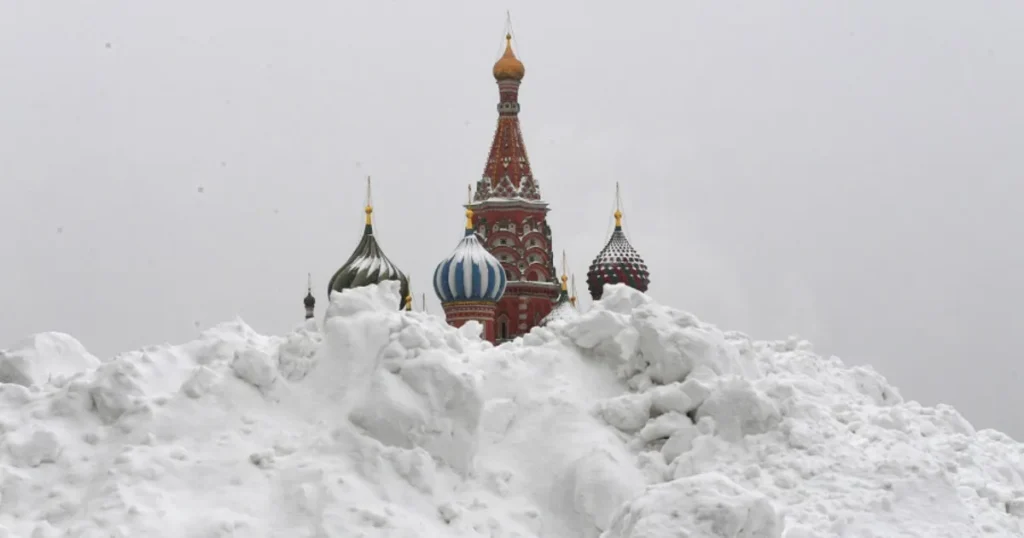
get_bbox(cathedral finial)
[560,250,569,291]
[364,176,374,226]
[614,182,623,229]
[570,274,578,307]
[465,185,474,230]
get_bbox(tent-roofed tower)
[327,177,409,309]
[468,27,560,342]
[586,183,650,300]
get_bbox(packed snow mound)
[0,332,101,387]
[0,283,1022,537]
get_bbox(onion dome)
[303,273,316,319]
[540,256,579,326]
[327,191,409,310]
[586,191,650,301]
[434,207,507,304]
[493,33,525,82]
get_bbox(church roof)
[540,278,579,326]
[434,207,507,304]
[327,181,409,309]
[586,188,650,300]
[492,33,525,82]
[541,255,580,326]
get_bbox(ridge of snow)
[0,282,1022,537]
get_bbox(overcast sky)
[2,1,1022,438]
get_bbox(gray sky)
[2,1,1022,438]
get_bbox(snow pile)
[0,332,101,387]
[1,282,1022,537]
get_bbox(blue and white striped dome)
[434,215,507,304]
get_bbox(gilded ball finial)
[365,204,373,225]
[465,207,474,229]
[493,33,525,81]
[613,209,623,228]
[560,273,569,290]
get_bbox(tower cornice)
[466,199,548,211]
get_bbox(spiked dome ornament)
[586,183,650,301]
[327,177,410,309]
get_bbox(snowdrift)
[1,282,1022,537]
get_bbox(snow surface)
[1,282,1023,537]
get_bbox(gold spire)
[613,182,623,228]
[364,176,374,226]
[560,250,569,291]
[493,33,526,81]
[570,274,577,306]
[465,184,475,230]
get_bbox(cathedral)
[309,32,651,344]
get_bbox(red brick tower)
[468,32,560,343]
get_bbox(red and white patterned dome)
[586,210,650,301]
